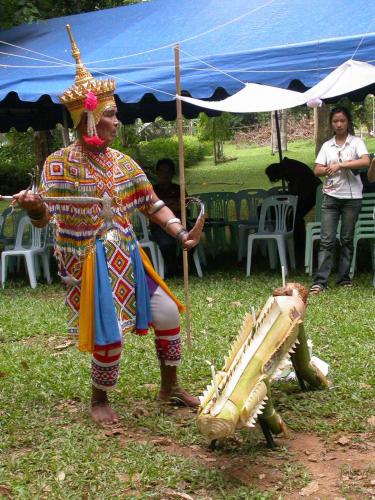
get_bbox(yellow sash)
[78,249,95,353]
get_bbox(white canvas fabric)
[177,60,375,113]
[305,60,375,101]
[178,82,306,113]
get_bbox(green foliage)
[0,129,37,193]
[1,1,38,29]
[197,112,234,142]
[125,136,207,174]
[0,0,145,30]
[0,128,65,193]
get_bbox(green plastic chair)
[197,192,232,257]
[349,192,375,277]
[304,185,323,275]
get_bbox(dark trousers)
[313,195,361,287]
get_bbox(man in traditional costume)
[12,26,202,425]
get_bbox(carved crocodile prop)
[197,283,328,447]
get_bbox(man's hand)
[181,215,205,250]
[11,190,45,214]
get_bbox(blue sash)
[94,239,122,347]
[130,245,153,332]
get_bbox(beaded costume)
[42,143,153,334]
[42,143,184,389]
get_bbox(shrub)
[127,136,206,174]
[0,130,36,194]
[0,152,36,193]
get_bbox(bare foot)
[159,386,200,409]
[90,401,119,426]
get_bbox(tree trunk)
[120,123,128,147]
[314,103,330,156]
[280,109,287,152]
[34,130,50,165]
[34,130,51,187]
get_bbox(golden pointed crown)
[59,24,116,128]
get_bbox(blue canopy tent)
[1,0,375,131]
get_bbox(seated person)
[150,158,185,276]
[266,157,321,264]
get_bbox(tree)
[197,112,233,165]
[313,102,330,156]
[271,110,288,156]
[0,0,144,30]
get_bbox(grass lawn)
[1,264,375,498]
[1,137,375,498]
[185,137,375,194]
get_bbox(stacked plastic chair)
[235,189,267,261]
[245,195,298,277]
[349,192,375,278]
[1,215,51,288]
[304,185,324,275]
[198,192,232,257]
[131,211,165,278]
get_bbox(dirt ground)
[103,405,375,499]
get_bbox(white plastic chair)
[133,210,205,278]
[132,211,165,278]
[177,242,206,278]
[0,207,26,250]
[1,215,52,288]
[192,243,205,278]
[235,189,267,261]
[246,195,298,277]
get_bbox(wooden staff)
[174,43,192,349]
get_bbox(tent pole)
[174,43,192,349]
[274,110,286,191]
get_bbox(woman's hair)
[329,106,354,135]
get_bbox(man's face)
[157,164,174,184]
[96,107,119,144]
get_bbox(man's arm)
[5,191,50,228]
[146,191,202,250]
[368,157,375,182]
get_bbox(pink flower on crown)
[84,91,98,111]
